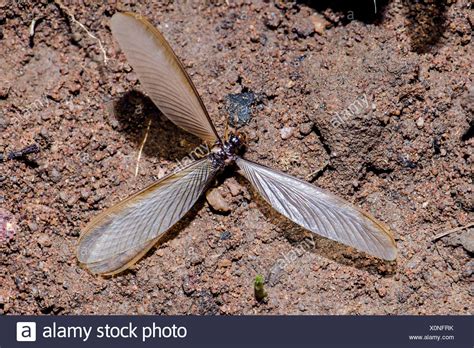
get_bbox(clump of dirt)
[0,1,472,315]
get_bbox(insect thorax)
[210,133,244,168]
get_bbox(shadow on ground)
[300,0,451,53]
[111,90,203,161]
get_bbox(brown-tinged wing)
[110,12,220,143]
[77,158,218,275]
[236,158,397,260]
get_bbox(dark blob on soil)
[111,90,202,161]
[226,92,256,127]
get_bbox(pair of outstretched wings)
[77,12,396,275]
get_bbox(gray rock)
[459,229,474,253]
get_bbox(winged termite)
[77,12,397,275]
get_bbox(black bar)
[1,316,472,348]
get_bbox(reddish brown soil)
[0,1,472,315]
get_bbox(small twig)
[54,0,108,65]
[135,119,152,177]
[29,16,43,47]
[29,17,42,37]
[431,222,474,241]
[306,162,329,182]
[29,18,36,38]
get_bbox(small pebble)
[182,276,196,295]
[80,188,91,201]
[416,117,424,128]
[264,12,282,30]
[37,233,52,247]
[49,168,61,183]
[226,180,243,197]
[280,127,294,140]
[459,229,474,253]
[0,209,16,242]
[293,18,314,38]
[220,230,231,240]
[59,191,68,202]
[310,13,330,35]
[299,122,313,136]
[206,188,231,213]
[28,222,38,232]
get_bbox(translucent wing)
[110,12,220,143]
[77,158,218,275]
[236,158,397,260]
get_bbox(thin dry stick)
[135,118,153,177]
[29,17,43,38]
[431,222,474,241]
[54,0,108,65]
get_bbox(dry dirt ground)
[0,0,472,315]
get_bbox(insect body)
[210,133,244,167]
[77,12,397,276]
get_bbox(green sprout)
[254,275,268,302]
